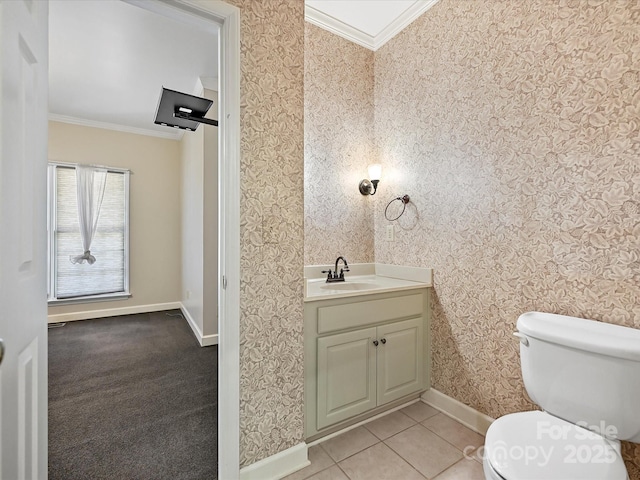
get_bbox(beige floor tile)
[385,424,463,478]
[467,445,485,464]
[364,410,416,440]
[339,442,425,480]
[283,445,335,480]
[422,413,485,451]
[307,465,349,480]
[320,426,379,463]
[400,402,439,422]
[432,458,485,480]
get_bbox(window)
[48,163,130,303]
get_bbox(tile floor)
[285,402,486,480]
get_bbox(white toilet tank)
[517,311,640,443]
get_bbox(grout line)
[419,414,486,455]
[317,442,335,464]
[362,412,417,441]
[305,407,484,479]
[308,398,421,447]
[302,463,335,480]
[417,421,468,454]
[334,462,351,479]
[286,445,336,480]
[431,457,468,480]
[313,405,486,480]
[326,439,382,464]
[335,441,428,480]
[380,437,431,480]
[380,422,470,476]
[401,454,429,480]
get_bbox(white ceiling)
[305,0,439,51]
[49,0,435,139]
[49,0,219,140]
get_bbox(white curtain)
[69,165,107,265]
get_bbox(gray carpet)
[48,310,218,479]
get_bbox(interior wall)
[180,113,205,334]
[224,0,305,467]
[47,121,181,316]
[304,22,376,266]
[373,1,640,473]
[180,87,218,340]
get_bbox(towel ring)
[385,195,410,221]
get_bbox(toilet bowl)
[483,312,640,480]
[483,412,628,480]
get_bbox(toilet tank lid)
[517,312,640,362]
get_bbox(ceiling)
[49,0,219,140]
[305,0,439,51]
[49,1,435,140]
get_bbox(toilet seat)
[484,457,507,480]
[484,411,629,480]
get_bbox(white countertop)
[304,274,431,302]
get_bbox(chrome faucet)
[322,256,350,283]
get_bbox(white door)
[0,0,49,478]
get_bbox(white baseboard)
[201,333,219,346]
[180,303,219,347]
[47,302,181,323]
[240,442,309,480]
[421,388,494,435]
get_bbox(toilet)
[483,311,640,480]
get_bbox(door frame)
[126,1,241,477]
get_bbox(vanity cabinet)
[305,288,430,440]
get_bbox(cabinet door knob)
[373,340,379,346]
[380,338,386,344]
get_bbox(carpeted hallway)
[48,310,218,479]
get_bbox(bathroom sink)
[319,282,378,291]
[305,274,431,300]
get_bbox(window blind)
[54,166,126,299]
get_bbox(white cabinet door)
[317,327,377,430]
[377,318,424,406]
[0,0,49,478]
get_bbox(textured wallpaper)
[225,0,305,467]
[372,0,640,473]
[304,23,376,265]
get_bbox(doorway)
[45,0,240,478]
[0,0,238,477]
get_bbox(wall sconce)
[359,164,382,195]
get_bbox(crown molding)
[374,0,439,50]
[48,113,184,141]
[305,0,440,51]
[305,4,374,50]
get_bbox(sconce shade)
[359,163,381,195]
[368,164,382,181]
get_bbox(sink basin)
[305,274,431,301]
[319,282,378,291]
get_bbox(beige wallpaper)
[372,0,640,474]
[47,121,182,317]
[304,23,376,265]
[224,0,306,467]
